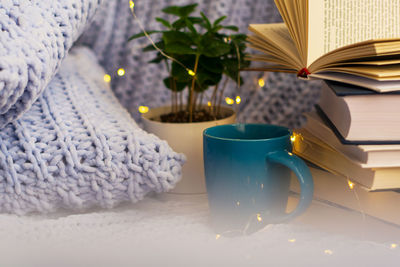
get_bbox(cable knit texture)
[0,0,103,128]
[0,47,185,215]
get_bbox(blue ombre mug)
[203,124,313,235]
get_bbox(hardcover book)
[303,111,400,168]
[317,81,400,143]
[247,0,400,92]
[292,129,400,191]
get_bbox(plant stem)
[210,83,219,117]
[179,92,183,111]
[188,54,200,123]
[217,77,229,116]
[198,92,204,110]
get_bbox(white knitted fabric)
[0,0,103,128]
[0,47,185,215]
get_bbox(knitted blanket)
[0,0,103,128]
[0,47,185,214]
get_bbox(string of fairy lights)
[102,1,269,114]
[99,1,400,254]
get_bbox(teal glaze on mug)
[203,124,313,235]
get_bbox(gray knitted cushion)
[0,0,103,128]
[0,47,185,214]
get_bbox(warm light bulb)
[129,1,135,10]
[347,180,355,190]
[258,78,265,87]
[188,69,195,76]
[391,243,398,249]
[215,234,221,240]
[117,68,126,76]
[290,134,297,143]
[324,249,333,255]
[138,106,149,114]
[288,239,296,243]
[225,97,234,105]
[207,101,212,107]
[103,74,111,83]
[256,213,262,222]
[235,96,241,104]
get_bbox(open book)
[247,0,400,92]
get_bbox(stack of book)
[294,80,400,191]
[246,0,400,225]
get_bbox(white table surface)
[0,193,399,267]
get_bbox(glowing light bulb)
[347,180,355,190]
[324,249,333,255]
[129,1,135,10]
[117,68,126,77]
[288,239,296,243]
[258,78,265,87]
[236,201,240,206]
[188,69,195,76]
[256,213,262,222]
[391,243,398,249]
[235,96,241,104]
[103,74,111,83]
[225,97,234,105]
[215,234,221,240]
[290,134,297,143]
[207,101,212,107]
[288,152,293,156]
[138,106,149,114]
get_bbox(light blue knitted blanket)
[0,47,185,214]
[0,0,102,128]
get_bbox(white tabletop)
[0,193,399,267]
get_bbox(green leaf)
[201,38,231,57]
[142,41,164,52]
[196,71,222,88]
[213,16,227,27]
[223,25,239,32]
[172,17,203,30]
[185,18,197,34]
[155,17,172,29]
[148,53,164,64]
[165,43,197,55]
[128,30,160,41]
[162,4,198,17]
[162,31,193,46]
[163,77,187,91]
[171,61,192,82]
[200,12,212,31]
[199,56,224,74]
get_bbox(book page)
[307,0,400,66]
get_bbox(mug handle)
[265,150,314,223]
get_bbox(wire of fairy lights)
[129,1,195,77]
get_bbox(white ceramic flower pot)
[142,106,236,194]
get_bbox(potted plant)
[129,3,249,193]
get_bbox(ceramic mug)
[203,124,313,235]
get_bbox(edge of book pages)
[292,128,400,191]
[310,72,400,93]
